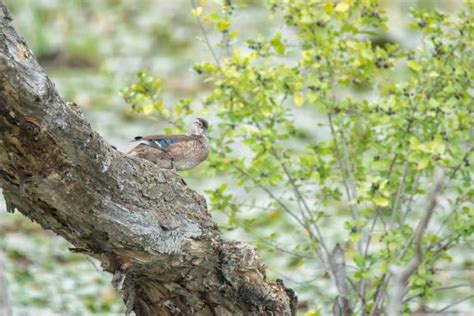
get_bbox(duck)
[128,118,209,171]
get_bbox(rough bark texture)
[0,2,296,315]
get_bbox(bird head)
[191,118,209,137]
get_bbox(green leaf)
[373,195,389,207]
[192,6,203,17]
[388,242,398,251]
[417,156,430,170]
[216,20,230,32]
[321,3,334,14]
[218,183,228,192]
[293,92,305,107]
[353,253,365,269]
[350,231,361,243]
[407,60,422,72]
[142,104,154,115]
[334,2,350,13]
[270,32,285,55]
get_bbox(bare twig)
[370,176,446,315]
[386,178,443,315]
[363,108,415,257]
[246,116,333,267]
[257,238,316,261]
[404,283,472,303]
[431,148,473,238]
[362,104,418,307]
[390,161,409,228]
[434,294,474,313]
[378,230,462,312]
[190,0,224,73]
[248,86,351,310]
[221,1,233,57]
[340,129,358,205]
[272,149,331,259]
[264,129,354,311]
[231,163,333,272]
[400,175,420,226]
[284,171,351,312]
[230,157,350,313]
[327,112,359,220]
[232,164,305,230]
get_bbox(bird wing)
[127,143,173,169]
[132,134,195,149]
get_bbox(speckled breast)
[172,138,209,171]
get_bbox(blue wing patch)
[155,139,176,148]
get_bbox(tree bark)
[0,2,296,315]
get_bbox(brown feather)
[127,144,173,169]
[127,135,208,171]
[139,134,194,142]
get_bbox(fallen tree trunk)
[0,2,296,315]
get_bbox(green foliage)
[127,0,473,312]
[4,0,471,313]
[122,72,164,116]
[122,71,194,133]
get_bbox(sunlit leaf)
[293,92,305,107]
[407,60,422,72]
[334,3,350,13]
[192,6,203,17]
[373,196,389,207]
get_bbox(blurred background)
[0,0,470,315]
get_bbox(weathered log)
[0,2,296,315]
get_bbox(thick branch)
[0,2,296,315]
